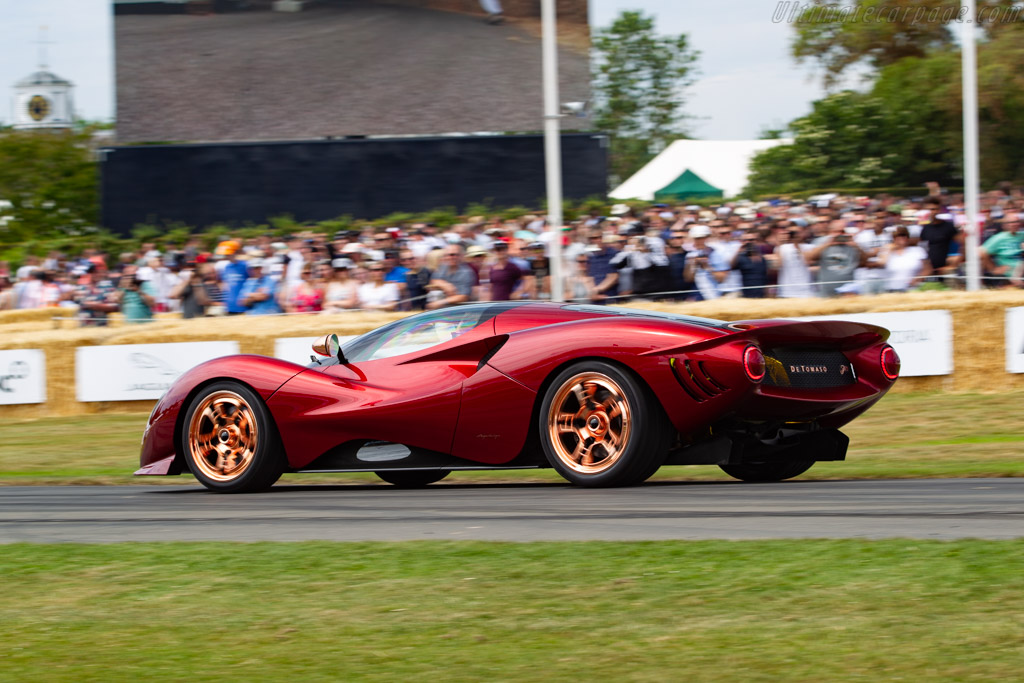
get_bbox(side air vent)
[670,358,729,402]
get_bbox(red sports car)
[137,302,900,492]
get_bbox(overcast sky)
[0,0,837,138]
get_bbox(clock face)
[28,95,50,122]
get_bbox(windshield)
[562,304,732,330]
[341,303,522,362]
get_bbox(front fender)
[137,355,307,474]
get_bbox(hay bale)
[621,290,1024,393]
[0,308,76,326]
[4,292,1024,418]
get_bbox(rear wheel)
[538,361,671,487]
[719,459,815,483]
[375,470,450,487]
[181,381,285,493]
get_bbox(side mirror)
[312,333,347,363]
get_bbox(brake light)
[743,345,766,382]
[880,345,900,381]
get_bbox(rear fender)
[642,319,889,356]
[487,318,735,438]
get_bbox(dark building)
[100,133,608,233]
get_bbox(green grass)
[2,391,1024,485]
[1,540,1023,681]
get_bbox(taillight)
[743,345,765,383]
[880,345,900,381]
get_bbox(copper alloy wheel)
[187,390,260,482]
[547,372,633,474]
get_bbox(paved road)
[3,479,1024,543]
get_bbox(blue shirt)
[223,260,250,314]
[238,276,281,315]
[385,266,409,284]
[587,247,620,297]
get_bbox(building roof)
[15,70,73,88]
[610,138,793,200]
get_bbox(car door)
[318,309,501,455]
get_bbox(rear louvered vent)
[670,358,729,402]
[763,348,856,389]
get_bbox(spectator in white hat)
[239,260,282,315]
[684,224,729,300]
[323,258,359,312]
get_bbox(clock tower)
[12,30,74,131]
[12,70,75,131]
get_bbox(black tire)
[180,381,285,493]
[375,470,450,487]
[719,459,815,483]
[538,360,672,487]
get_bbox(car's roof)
[560,304,731,330]
[436,300,730,330]
[331,302,731,367]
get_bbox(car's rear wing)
[641,319,889,357]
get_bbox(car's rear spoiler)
[641,319,889,356]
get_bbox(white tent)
[610,138,793,200]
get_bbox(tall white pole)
[962,0,981,291]
[541,0,564,301]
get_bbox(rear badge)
[788,365,829,373]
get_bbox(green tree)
[972,24,1024,181]
[790,0,1021,88]
[0,127,99,247]
[745,91,908,195]
[749,22,1024,194]
[592,10,699,185]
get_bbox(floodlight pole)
[541,0,564,301]
[962,0,981,292]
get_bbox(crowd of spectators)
[2,188,1023,324]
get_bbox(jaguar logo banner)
[0,350,46,405]
[75,342,240,402]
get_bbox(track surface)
[3,479,1024,543]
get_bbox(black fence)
[99,133,608,234]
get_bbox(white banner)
[1006,307,1024,373]
[0,349,46,405]
[75,341,239,402]
[274,336,357,365]
[796,310,953,377]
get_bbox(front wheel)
[538,361,672,487]
[719,459,815,483]
[375,470,450,487]
[181,381,285,493]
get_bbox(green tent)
[653,169,723,201]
